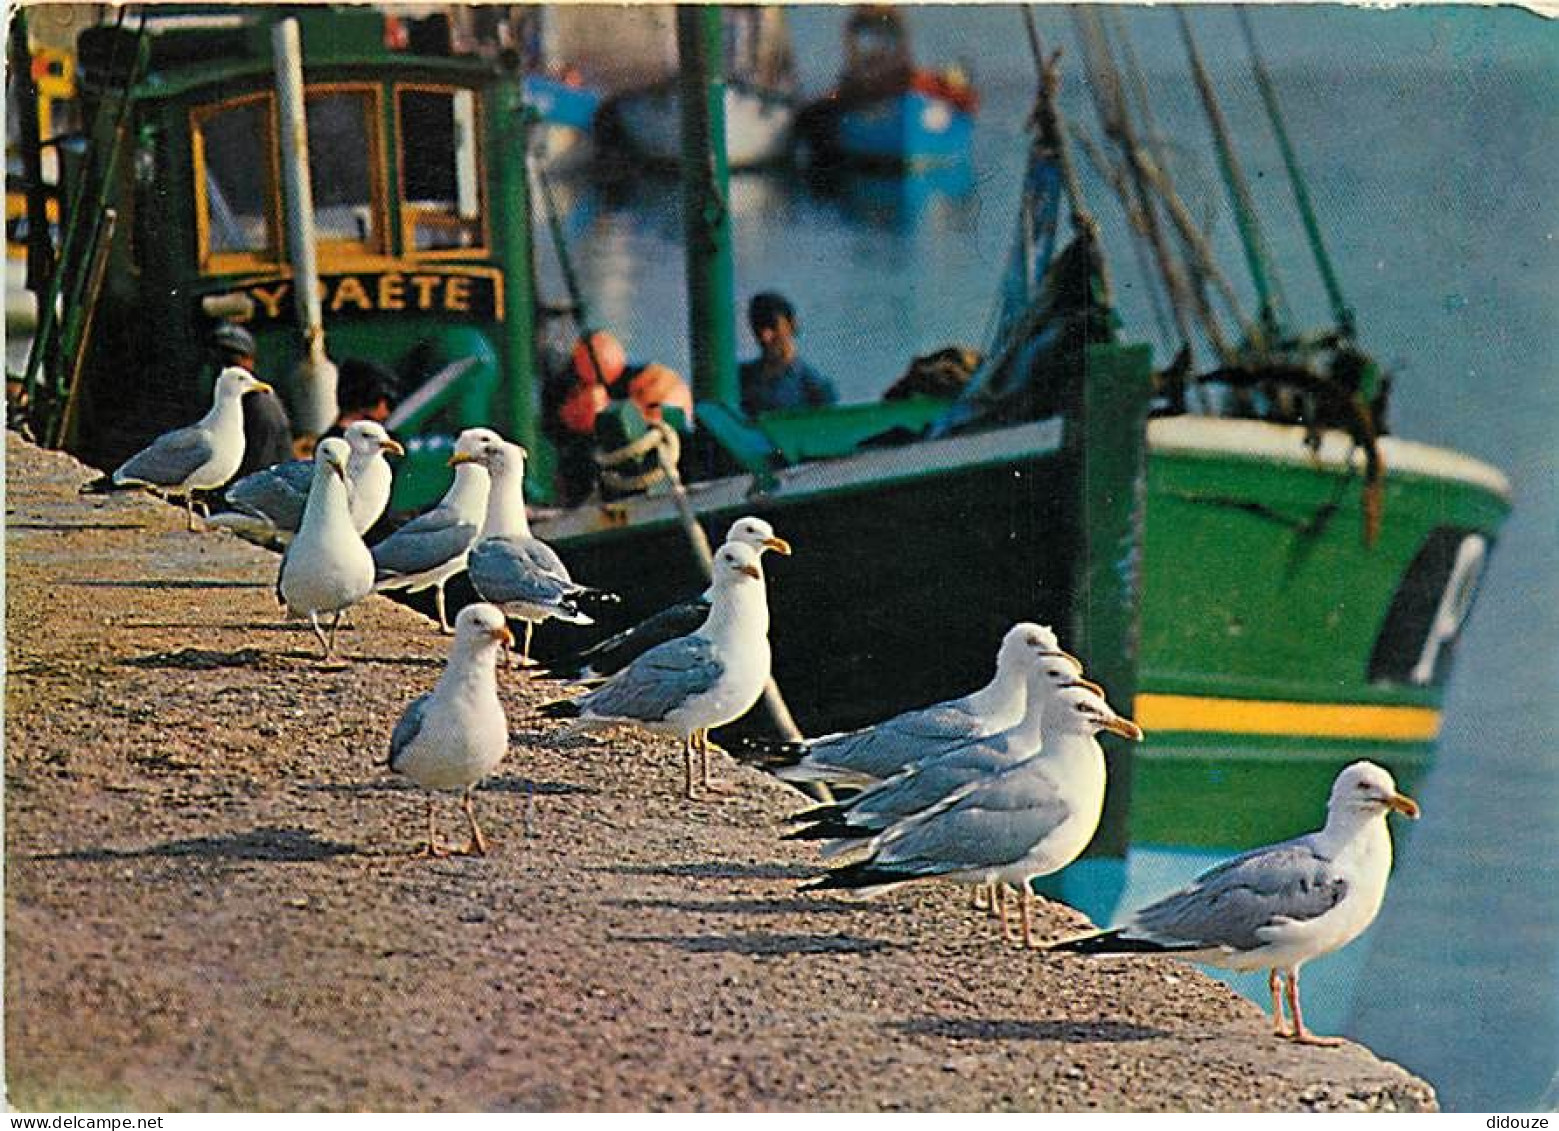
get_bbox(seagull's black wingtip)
[538,699,583,721]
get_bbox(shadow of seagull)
[611,931,894,957]
[34,825,358,864]
[888,1017,1168,1043]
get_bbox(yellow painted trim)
[1134,693,1442,742]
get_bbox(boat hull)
[522,74,600,171]
[802,89,974,169]
[1130,415,1510,848]
[602,81,795,170]
[517,412,1507,858]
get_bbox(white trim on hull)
[1148,415,1512,501]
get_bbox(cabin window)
[305,88,381,251]
[396,85,484,254]
[194,97,275,260]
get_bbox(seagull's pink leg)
[1268,969,1288,1036]
[1285,967,1343,1046]
[459,787,488,856]
[418,798,449,858]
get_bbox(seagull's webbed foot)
[1287,1031,1345,1047]
[1281,969,1341,1046]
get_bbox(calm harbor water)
[539,5,1559,1110]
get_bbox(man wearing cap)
[738,291,838,417]
[211,322,295,476]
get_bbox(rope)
[594,419,682,495]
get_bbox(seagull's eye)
[1355,781,1370,791]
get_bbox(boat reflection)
[802,160,976,234]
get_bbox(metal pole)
[676,6,739,410]
[1237,7,1354,339]
[272,18,338,437]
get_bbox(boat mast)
[1175,7,1287,351]
[675,5,739,411]
[1237,7,1355,341]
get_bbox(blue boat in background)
[798,5,979,169]
[522,73,601,170]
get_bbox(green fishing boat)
[10,5,1509,860]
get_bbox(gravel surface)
[4,433,1437,1112]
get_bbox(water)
[537,5,1559,1110]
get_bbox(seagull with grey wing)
[369,427,500,633]
[387,602,514,857]
[82,366,273,530]
[803,681,1143,948]
[539,540,772,799]
[276,437,376,659]
[754,623,1062,788]
[1047,760,1419,1046]
[459,435,618,665]
[542,515,792,681]
[213,420,404,543]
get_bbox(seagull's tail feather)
[726,735,809,771]
[78,473,126,495]
[799,861,910,897]
[774,759,878,788]
[538,698,584,721]
[1046,929,1184,956]
[570,587,622,619]
[781,816,861,842]
[785,801,847,825]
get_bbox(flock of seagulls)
[84,372,1422,1047]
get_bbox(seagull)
[370,427,500,633]
[85,366,272,530]
[761,623,1063,788]
[276,436,376,658]
[802,681,1143,948]
[1047,760,1420,1046]
[786,655,1096,852]
[460,435,618,665]
[213,420,404,543]
[387,602,514,857]
[538,540,772,798]
[542,515,792,680]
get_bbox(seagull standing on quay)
[765,623,1063,788]
[461,436,618,665]
[87,366,273,530]
[213,420,405,543]
[387,603,514,857]
[276,437,376,659]
[1047,760,1419,1046]
[539,540,773,799]
[543,515,792,680]
[803,681,1142,948]
[370,427,499,633]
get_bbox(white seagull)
[767,623,1063,787]
[1048,760,1419,1046]
[543,515,792,680]
[276,437,376,658]
[539,540,772,798]
[460,436,618,665]
[214,420,404,543]
[803,681,1143,948]
[94,366,273,530]
[786,654,1095,851]
[387,602,514,857]
[370,427,500,633]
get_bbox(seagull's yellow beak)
[490,624,515,649]
[738,564,762,581]
[1386,791,1420,819]
[448,451,477,467]
[1102,714,1144,741]
[251,381,275,396]
[1075,677,1106,698]
[381,437,406,457]
[328,459,348,481]
[762,536,792,556]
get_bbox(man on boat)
[738,292,838,417]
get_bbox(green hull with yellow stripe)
[1132,415,1510,848]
